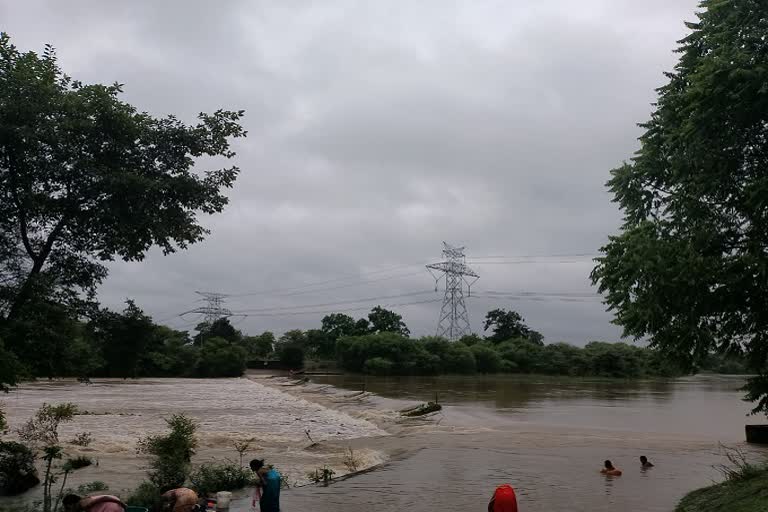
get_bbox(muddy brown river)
[1,373,765,511]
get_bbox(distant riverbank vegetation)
[1,295,746,385]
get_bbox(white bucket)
[216,491,232,510]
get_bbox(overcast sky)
[2,0,700,343]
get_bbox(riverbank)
[676,470,768,512]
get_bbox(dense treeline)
[0,301,258,380]
[335,334,685,377]
[0,297,714,382]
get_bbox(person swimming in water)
[600,460,622,476]
[640,455,654,468]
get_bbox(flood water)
[1,374,765,512]
[276,374,766,512]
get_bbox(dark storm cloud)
[1,0,699,342]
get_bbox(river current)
[1,373,764,511]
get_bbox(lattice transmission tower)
[426,242,479,340]
[186,291,232,324]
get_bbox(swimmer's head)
[640,456,648,464]
[604,460,614,470]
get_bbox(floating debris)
[400,402,442,417]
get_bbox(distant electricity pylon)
[186,291,232,324]
[426,242,479,341]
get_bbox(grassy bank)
[676,469,768,512]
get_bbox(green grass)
[676,469,768,512]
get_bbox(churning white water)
[0,376,389,502]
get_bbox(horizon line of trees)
[0,297,747,385]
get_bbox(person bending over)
[250,458,281,512]
[161,487,199,512]
[63,494,126,512]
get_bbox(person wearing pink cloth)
[63,494,127,512]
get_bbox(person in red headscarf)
[488,484,518,512]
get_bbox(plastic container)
[216,491,232,509]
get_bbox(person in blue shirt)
[250,458,281,512]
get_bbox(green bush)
[127,481,163,509]
[189,463,255,497]
[443,343,476,374]
[471,344,502,373]
[65,456,92,470]
[196,337,247,377]
[0,441,40,496]
[363,357,394,375]
[74,481,108,494]
[412,350,442,375]
[137,414,197,492]
[279,345,305,368]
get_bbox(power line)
[229,290,435,314]
[481,290,598,297]
[469,253,598,259]
[227,262,428,298]
[253,270,426,299]
[238,298,443,318]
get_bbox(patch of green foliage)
[0,441,39,496]
[137,414,197,492]
[72,481,108,494]
[677,469,768,512]
[189,462,256,497]
[65,456,92,470]
[591,0,768,413]
[126,481,163,509]
[336,333,683,378]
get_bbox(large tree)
[483,308,542,344]
[0,33,245,325]
[591,1,768,412]
[368,306,410,337]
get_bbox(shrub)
[342,447,360,473]
[279,345,305,368]
[0,441,40,496]
[137,414,197,492]
[189,463,255,497]
[443,343,476,374]
[412,350,442,375]
[127,481,163,509]
[363,357,393,376]
[65,456,92,470]
[70,432,93,447]
[196,337,247,377]
[307,465,335,485]
[715,444,767,482]
[471,344,502,373]
[74,481,108,494]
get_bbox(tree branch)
[8,173,38,261]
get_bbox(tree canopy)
[0,33,245,324]
[367,305,410,336]
[483,308,543,344]
[0,34,245,389]
[590,1,768,412]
